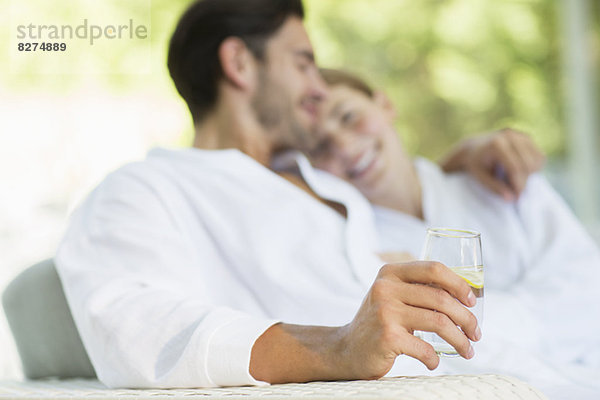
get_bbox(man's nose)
[310,70,329,101]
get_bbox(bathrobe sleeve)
[55,167,279,388]
[516,174,600,296]
[510,174,600,363]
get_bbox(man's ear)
[218,37,256,90]
[373,90,397,120]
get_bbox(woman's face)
[309,84,404,199]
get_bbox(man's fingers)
[498,129,545,196]
[396,282,480,342]
[473,168,515,201]
[445,128,545,201]
[406,307,474,360]
[510,134,539,173]
[488,134,527,195]
[380,262,475,308]
[395,333,439,370]
[503,129,545,171]
[505,134,537,194]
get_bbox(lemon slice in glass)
[451,267,484,289]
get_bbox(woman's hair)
[319,68,374,98]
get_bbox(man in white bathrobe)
[55,0,544,389]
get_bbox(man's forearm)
[249,262,480,384]
[249,323,348,384]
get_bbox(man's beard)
[251,68,316,153]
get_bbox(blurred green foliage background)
[305,0,599,161]
[1,0,598,160]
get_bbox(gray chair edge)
[2,258,96,379]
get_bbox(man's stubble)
[251,67,317,153]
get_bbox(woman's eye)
[340,110,356,125]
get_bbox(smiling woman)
[303,0,600,239]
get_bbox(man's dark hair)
[168,0,304,124]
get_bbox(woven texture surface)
[0,375,547,400]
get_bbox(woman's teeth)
[350,148,376,177]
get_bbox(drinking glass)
[416,227,484,356]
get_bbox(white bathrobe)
[56,148,599,396]
[55,147,385,388]
[374,158,600,396]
